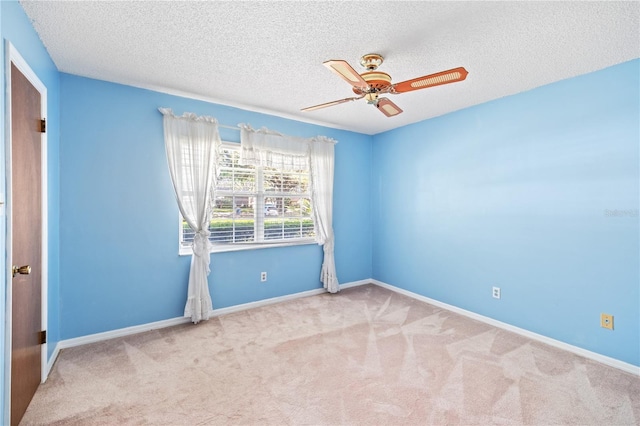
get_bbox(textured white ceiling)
[20,1,640,135]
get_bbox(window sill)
[179,238,318,256]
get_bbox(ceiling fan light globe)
[365,93,378,103]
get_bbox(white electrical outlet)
[492,286,501,299]
[260,272,267,282]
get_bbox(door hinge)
[40,118,46,133]
[38,330,46,345]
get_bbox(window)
[181,143,315,251]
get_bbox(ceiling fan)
[302,53,468,117]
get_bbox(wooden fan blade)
[376,97,403,117]
[323,60,369,89]
[393,67,469,93]
[301,96,363,112]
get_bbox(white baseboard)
[57,316,193,351]
[44,343,61,380]
[370,279,640,376]
[339,279,371,290]
[209,287,327,317]
[47,277,636,378]
[209,279,369,317]
[48,280,371,370]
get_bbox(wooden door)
[10,62,43,426]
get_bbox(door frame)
[3,41,49,423]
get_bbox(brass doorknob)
[12,265,31,278]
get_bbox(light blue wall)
[59,74,372,339]
[1,0,62,420]
[372,60,640,366]
[2,5,638,416]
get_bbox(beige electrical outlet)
[600,313,614,330]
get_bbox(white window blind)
[181,143,314,249]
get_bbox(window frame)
[178,141,317,255]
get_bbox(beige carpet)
[21,284,640,425]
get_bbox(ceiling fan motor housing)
[353,71,392,95]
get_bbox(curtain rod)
[218,123,336,144]
[159,108,335,143]
[218,123,241,131]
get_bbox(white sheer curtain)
[239,125,340,293]
[309,137,339,293]
[239,124,309,170]
[160,108,219,323]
